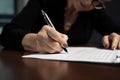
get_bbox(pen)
[41,10,68,53]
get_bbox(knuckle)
[43,25,48,28]
[110,32,115,35]
[103,35,108,38]
[64,35,68,40]
[37,33,44,39]
[54,43,62,51]
[102,35,108,41]
[42,25,50,30]
[103,35,108,39]
[42,25,55,34]
[110,32,119,37]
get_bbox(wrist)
[22,33,38,52]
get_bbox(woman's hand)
[22,25,68,53]
[102,32,120,50]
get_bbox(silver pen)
[41,10,68,53]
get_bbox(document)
[22,47,120,63]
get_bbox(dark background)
[89,0,120,43]
[106,0,120,26]
[0,0,120,44]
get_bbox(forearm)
[1,25,28,50]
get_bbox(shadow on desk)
[0,50,24,80]
[1,48,120,80]
[0,50,68,80]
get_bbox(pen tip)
[63,48,68,53]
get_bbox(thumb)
[46,27,68,48]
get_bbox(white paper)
[22,47,120,63]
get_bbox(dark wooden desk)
[0,49,120,80]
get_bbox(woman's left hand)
[102,32,120,50]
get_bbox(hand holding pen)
[41,10,68,52]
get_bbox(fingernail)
[63,43,68,48]
[113,47,116,50]
[112,46,116,50]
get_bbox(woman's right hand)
[22,25,68,53]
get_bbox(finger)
[111,38,119,50]
[37,31,63,53]
[109,33,120,50]
[61,34,68,41]
[44,26,67,48]
[102,35,110,48]
[46,34,68,53]
[43,40,63,53]
[37,38,63,53]
[118,39,120,49]
[42,34,63,53]
[59,33,68,47]
[40,25,61,41]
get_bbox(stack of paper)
[22,47,120,63]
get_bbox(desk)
[0,49,120,80]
